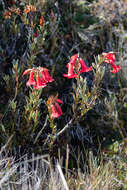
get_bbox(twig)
[33,115,48,144]
[43,117,75,147]
[55,117,74,138]
[0,134,14,155]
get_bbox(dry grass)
[0,144,122,190]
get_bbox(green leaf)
[0,124,6,133]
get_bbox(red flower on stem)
[70,54,78,63]
[102,52,115,63]
[110,65,121,74]
[42,68,54,83]
[64,62,78,78]
[64,54,92,78]
[33,72,47,89]
[23,67,54,89]
[23,69,32,76]
[47,95,63,119]
[79,58,92,73]
[26,71,36,86]
[102,52,121,73]
[50,103,63,118]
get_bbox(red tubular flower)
[64,54,78,78]
[70,54,78,62]
[42,69,54,83]
[40,70,47,83]
[51,103,63,118]
[51,101,63,119]
[23,67,54,89]
[66,54,78,69]
[79,58,92,73]
[33,72,47,89]
[64,62,78,78]
[56,98,63,104]
[110,65,121,74]
[102,52,121,73]
[56,103,63,115]
[26,71,36,86]
[64,54,92,78]
[23,69,32,75]
[102,52,115,64]
[47,95,63,119]
[50,105,61,118]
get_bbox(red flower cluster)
[23,53,121,119]
[23,67,54,89]
[47,95,63,119]
[102,52,121,73]
[64,54,92,78]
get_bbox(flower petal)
[79,58,92,73]
[70,54,78,62]
[35,72,47,89]
[43,69,54,83]
[56,99,63,104]
[26,71,36,86]
[23,69,32,76]
[56,103,63,115]
[63,74,78,78]
[51,104,62,118]
[110,66,121,73]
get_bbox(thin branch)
[34,115,48,144]
[43,117,75,147]
[55,117,74,138]
[0,134,14,155]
